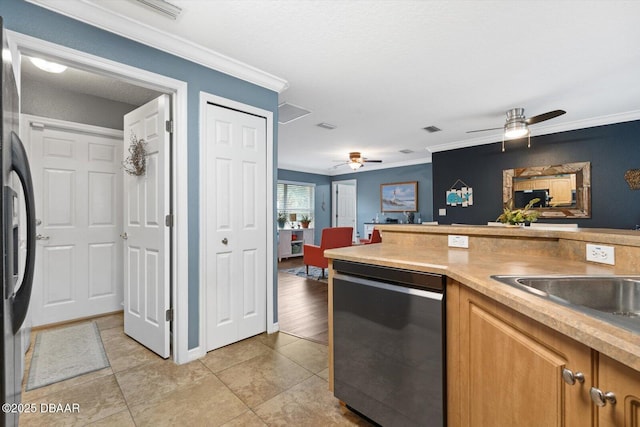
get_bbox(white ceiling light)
[502,108,530,152]
[134,0,182,19]
[29,57,67,74]
[348,161,363,171]
[503,108,530,139]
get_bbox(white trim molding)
[25,0,289,93]
[9,30,191,365]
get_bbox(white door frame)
[331,179,358,239]
[198,92,275,359]
[8,31,191,364]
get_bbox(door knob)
[35,234,49,241]
[590,387,616,407]
[562,368,585,385]
[120,232,128,240]
[36,219,42,226]
[222,238,228,245]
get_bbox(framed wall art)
[380,181,418,212]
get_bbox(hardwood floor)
[277,257,329,345]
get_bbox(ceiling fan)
[467,108,566,151]
[334,152,383,170]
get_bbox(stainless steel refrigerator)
[1,17,37,427]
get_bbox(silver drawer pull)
[562,368,584,385]
[36,234,49,241]
[590,387,616,407]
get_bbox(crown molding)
[25,0,289,93]
[427,109,640,153]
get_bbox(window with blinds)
[277,182,315,222]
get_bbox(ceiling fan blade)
[363,159,382,163]
[466,127,503,134]
[526,109,566,125]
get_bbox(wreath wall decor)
[123,131,148,176]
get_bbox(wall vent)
[423,125,442,133]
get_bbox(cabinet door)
[278,230,291,258]
[514,180,533,191]
[449,283,593,427]
[549,178,573,205]
[597,354,640,427]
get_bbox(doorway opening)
[331,179,357,242]
[9,30,189,363]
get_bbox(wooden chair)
[303,227,353,278]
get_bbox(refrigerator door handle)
[9,131,36,334]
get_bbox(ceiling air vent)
[134,0,182,19]
[317,122,336,130]
[423,125,442,133]
[399,149,414,154]
[278,102,311,124]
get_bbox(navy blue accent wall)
[3,0,279,349]
[432,120,640,229]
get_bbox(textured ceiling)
[26,0,640,175]
[21,54,161,106]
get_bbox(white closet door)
[204,103,267,351]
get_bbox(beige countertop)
[325,229,640,371]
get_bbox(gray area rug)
[27,321,110,391]
[282,266,327,282]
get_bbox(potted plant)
[299,214,312,228]
[496,198,540,226]
[277,211,287,228]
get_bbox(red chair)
[359,228,382,244]
[303,227,353,278]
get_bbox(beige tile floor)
[20,313,373,426]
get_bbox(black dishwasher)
[332,260,445,427]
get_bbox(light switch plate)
[586,243,615,265]
[448,235,469,249]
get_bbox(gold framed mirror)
[503,162,591,218]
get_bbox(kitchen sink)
[490,275,640,334]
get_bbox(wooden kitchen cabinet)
[596,354,640,427]
[448,281,593,427]
[549,176,573,205]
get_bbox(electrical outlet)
[439,208,447,216]
[586,243,615,265]
[448,235,469,249]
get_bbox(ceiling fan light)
[349,161,363,171]
[504,121,529,139]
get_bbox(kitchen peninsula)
[325,224,640,427]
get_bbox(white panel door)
[335,182,357,242]
[123,95,170,358]
[27,120,123,326]
[204,103,267,351]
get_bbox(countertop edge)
[326,245,640,371]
